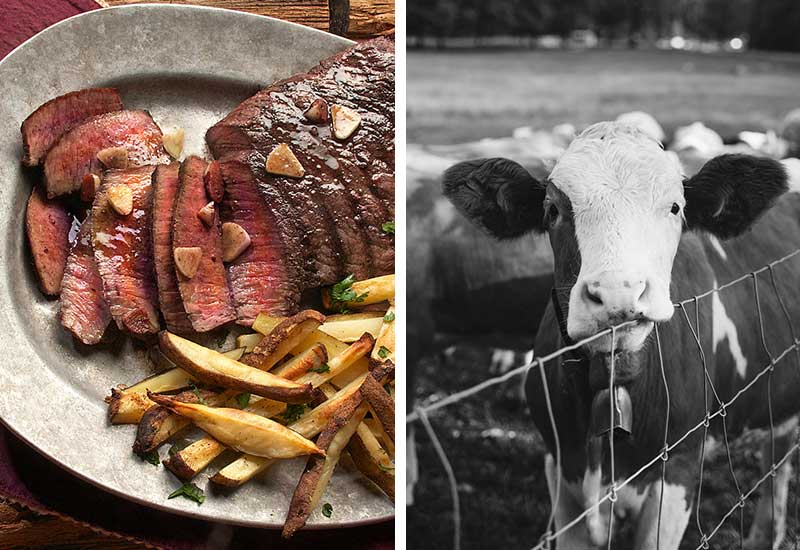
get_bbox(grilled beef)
[152,162,193,334]
[219,151,301,324]
[25,185,73,296]
[206,37,395,319]
[59,217,111,345]
[172,156,236,331]
[92,166,160,337]
[44,110,170,198]
[21,88,123,166]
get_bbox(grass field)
[407,48,800,550]
[408,48,800,145]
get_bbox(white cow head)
[443,121,790,355]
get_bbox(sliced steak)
[92,166,160,337]
[152,162,193,334]
[25,185,73,296]
[44,110,170,199]
[206,37,395,287]
[173,156,236,332]
[21,88,123,166]
[59,216,111,345]
[219,151,301,324]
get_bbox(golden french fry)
[221,348,245,361]
[360,375,395,443]
[243,311,325,370]
[123,368,195,395]
[349,422,395,498]
[319,313,384,342]
[283,402,369,538]
[272,344,327,380]
[371,304,395,364]
[148,393,324,460]
[235,334,262,353]
[322,274,395,310]
[107,389,153,424]
[158,331,314,403]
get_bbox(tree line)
[408,0,800,52]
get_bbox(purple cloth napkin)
[0,2,394,548]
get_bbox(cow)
[442,121,800,550]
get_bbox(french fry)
[158,331,314,403]
[133,389,234,454]
[349,423,394,498]
[211,361,394,487]
[365,417,395,458]
[123,368,195,395]
[242,311,325,370]
[164,344,324,481]
[360,375,395,443]
[319,312,384,342]
[107,389,153,424]
[148,392,324,460]
[251,313,286,337]
[283,402,369,538]
[235,334,262,353]
[322,274,395,310]
[221,348,245,361]
[371,304,395,364]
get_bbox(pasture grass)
[408,48,800,145]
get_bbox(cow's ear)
[683,154,789,239]
[442,158,546,239]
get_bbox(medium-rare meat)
[92,166,160,337]
[25,185,73,296]
[173,156,236,332]
[152,162,193,334]
[44,110,170,198]
[206,37,395,305]
[21,88,123,166]
[219,151,301,324]
[59,216,111,345]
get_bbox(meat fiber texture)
[44,110,170,198]
[152,162,193,334]
[58,216,111,345]
[172,156,236,332]
[206,37,395,323]
[92,166,160,337]
[21,88,123,166]
[25,185,72,296]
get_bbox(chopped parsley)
[321,502,333,518]
[235,393,251,409]
[383,311,395,322]
[330,274,369,312]
[381,221,395,234]
[377,346,390,359]
[141,450,160,466]
[309,362,330,374]
[168,482,205,505]
[187,381,207,405]
[283,404,307,423]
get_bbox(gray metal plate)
[0,4,393,529]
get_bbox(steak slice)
[219,151,301,325]
[206,37,395,286]
[152,162,193,334]
[92,166,160,337]
[21,88,123,166]
[173,156,236,332]
[59,216,111,345]
[25,185,73,296]
[44,110,170,199]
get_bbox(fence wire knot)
[660,447,669,462]
[718,403,727,418]
[703,413,711,428]
[608,484,618,503]
[699,534,710,549]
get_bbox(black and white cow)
[443,122,800,549]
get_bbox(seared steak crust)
[173,156,236,332]
[21,88,123,166]
[44,110,170,198]
[206,37,395,318]
[92,166,160,336]
[59,217,111,345]
[25,185,72,296]
[152,162,193,334]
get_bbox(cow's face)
[443,121,789,356]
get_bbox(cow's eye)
[546,203,559,223]
[670,203,681,215]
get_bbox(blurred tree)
[750,0,800,52]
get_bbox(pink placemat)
[0,2,394,548]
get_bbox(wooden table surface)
[0,1,392,548]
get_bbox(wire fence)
[407,248,800,550]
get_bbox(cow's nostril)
[585,283,603,305]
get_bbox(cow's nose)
[582,275,648,321]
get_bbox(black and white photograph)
[405,1,800,549]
